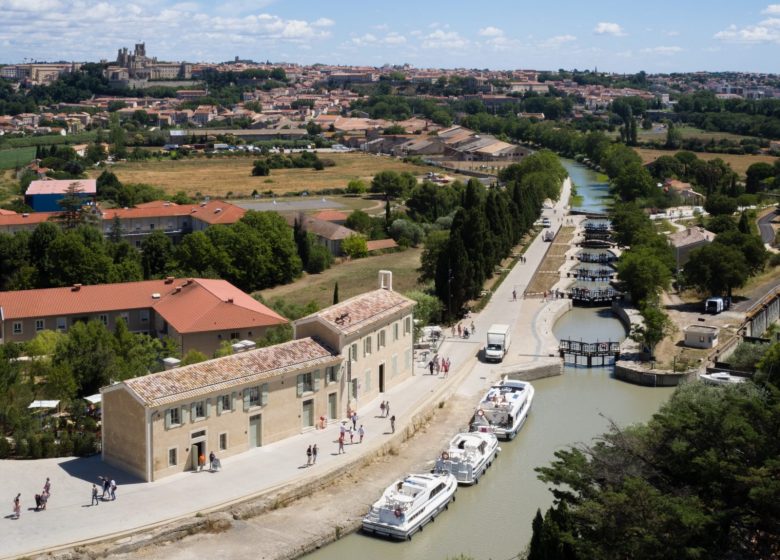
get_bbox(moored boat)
[471,377,534,440]
[699,372,747,386]
[434,431,500,485]
[362,472,458,540]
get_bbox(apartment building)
[0,277,287,356]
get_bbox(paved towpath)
[0,179,572,560]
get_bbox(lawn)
[257,248,424,310]
[633,147,778,177]
[88,153,431,197]
[630,125,757,144]
[0,147,36,170]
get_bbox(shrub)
[0,437,11,459]
[74,433,98,457]
[58,434,74,457]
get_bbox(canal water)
[560,158,611,214]
[305,161,674,560]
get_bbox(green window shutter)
[243,391,250,412]
[205,399,211,419]
[336,365,342,381]
[164,409,172,430]
[231,391,237,411]
[365,369,371,392]
[296,374,304,397]
[181,405,189,424]
[314,370,321,392]
[216,396,223,416]
[190,403,197,421]
[261,383,269,406]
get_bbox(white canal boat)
[362,472,458,540]
[434,431,500,485]
[699,372,747,386]
[471,378,535,440]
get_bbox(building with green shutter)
[100,271,415,481]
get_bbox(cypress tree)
[737,211,751,235]
[333,281,339,305]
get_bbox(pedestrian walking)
[457,323,462,338]
[351,411,358,430]
[99,476,109,498]
[12,493,21,519]
[306,444,312,466]
[471,321,475,334]
[512,289,517,301]
[390,415,396,433]
[380,401,386,417]
[338,433,345,454]
[91,485,100,506]
[39,491,49,510]
[444,357,451,377]
[109,479,117,501]
[43,477,51,495]
[385,401,390,417]
[359,424,365,443]
[428,359,434,375]
[312,444,318,464]
[349,426,355,444]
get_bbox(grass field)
[0,147,36,170]
[633,147,778,176]
[629,124,757,144]
[257,248,424,309]
[88,153,432,197]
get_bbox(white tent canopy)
[28,400,60,409]
[85,394,102,405]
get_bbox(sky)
[1,0,779,73]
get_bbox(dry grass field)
[87,153,430,197]
[257,248,424,310]
[526,227,576,295]
[633,147,778,177]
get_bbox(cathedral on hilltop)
[105,43,192,86]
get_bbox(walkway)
[0,179,573,560]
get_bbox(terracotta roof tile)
[0,278,287,333]
[122,337,339,407]
[0,212,57,226]
[366,239,398,252]
[297,288,414,336]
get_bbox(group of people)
[10,477,51,519]
[379,400,391,417]
[92,475,117,505]
[305,444,319,466]
[336,421,365,454]
[427,355,452,377]
[451,321,476,339]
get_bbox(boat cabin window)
[429,482,446,498]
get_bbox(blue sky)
[1,0,779,73]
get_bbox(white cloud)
[383,33,406,45]
[593,22,626,36]
[313,18,334,27]
[762,4,780,14]
[479,26,504,37]
[715,21,780,43]
[541,34,576,48]
[350,31,406,47]
[422,29,469,50]
[664,30,680,37]
[640,45,683,55]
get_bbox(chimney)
[227,298,234,304]
[164,276,174,284]
[378,270,393,291]
[71,284,82,291]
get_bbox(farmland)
[633,147,778,176]
[87,153,434,197]
[0,147,36,170]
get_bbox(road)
[758,207,777,245]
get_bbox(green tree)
[341,234,368,259]
[419,230,449,282]
[745,162,774,194]
[345,210,372,234]
[55,182,87,230]
[53,320,118,396]
[617,247,672,304]
[405,290,443,340]
[630,304,675,358]
[251,160,270,176]
[180,349,208,366]
[684,243,749,298]
[346,178,367,194]
[333,281,339,305]
[140,230,174,279]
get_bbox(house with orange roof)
[101,271,414,481]
[0,277,287,356]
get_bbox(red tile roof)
[312,210,349,222]
[0,212,57,226]
[296,288,414,336]
[366,239,398,252]
[0,278,287,333]
[121,337,339,407]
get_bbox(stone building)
[100,271,415,481]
